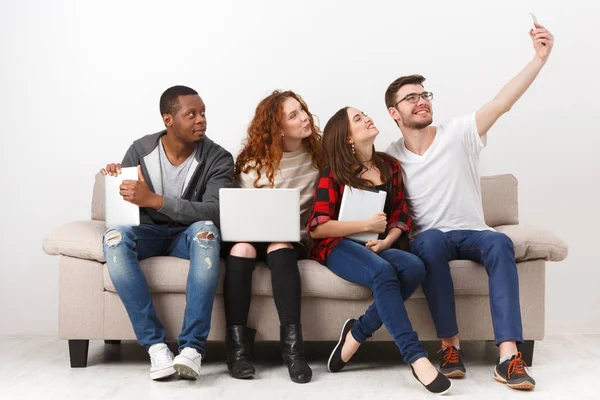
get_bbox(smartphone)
[529,13,546,46]
[529,12,538,26]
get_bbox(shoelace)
[507,352,528,379]
[437,346,460,366]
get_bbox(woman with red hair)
[223,90,324,383]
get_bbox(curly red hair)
[235,90,325,187]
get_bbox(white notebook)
[104,167,140,228]
[338,187,387,243]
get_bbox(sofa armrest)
[43,220,106,263]
[495,224,568,262]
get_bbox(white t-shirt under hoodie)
[386,113,494,239]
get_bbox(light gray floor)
[0,335,598,399]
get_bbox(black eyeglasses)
[394,92,434,107]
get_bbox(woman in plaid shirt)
[307,107,451,395]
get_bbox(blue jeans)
[410,229,523,345]
[103,221,221,356]
[327,239,428,364]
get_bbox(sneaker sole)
[173,358,199,380]
[494,368,535,390]
[442,370,466,379]
[150,366,176,380]
[327,318,354,373]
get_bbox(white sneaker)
[173,347,202,379]
[148,343,176,380]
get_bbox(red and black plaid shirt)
[306,158,411,264]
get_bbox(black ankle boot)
[280,324,312,383]
[226,325,256,379]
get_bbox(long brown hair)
[322,107,399,190]
[235,90,325,187]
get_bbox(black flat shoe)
[327,318,356,373]
[410,364,452,395]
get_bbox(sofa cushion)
[102,256,540,300]
[496,224,569,262]
[103,258,374,300]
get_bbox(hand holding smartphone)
[529,12,546,47]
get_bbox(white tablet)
[338,187,387,243]
[104,167,140,228]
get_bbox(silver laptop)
[338,187,387,243]
[104,167,140,228]
[219,188,300,242]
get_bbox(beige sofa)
[43,173,568,368]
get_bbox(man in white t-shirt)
[383,24,554,390]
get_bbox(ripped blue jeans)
[103,221,220,355]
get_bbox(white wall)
[1,0,598,336]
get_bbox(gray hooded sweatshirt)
[121,130,234,228]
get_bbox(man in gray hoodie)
[100,85,234,381]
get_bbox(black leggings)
[223,245,302,326]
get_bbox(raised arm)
[475,23,554,137]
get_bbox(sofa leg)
[517,340,535,366]
[68,340,89,368]
[104,340,121,345]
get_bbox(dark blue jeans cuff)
[350,324,369,344]
[494,336,524,346]
[437,330,459,339]
[406,352,430,365]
